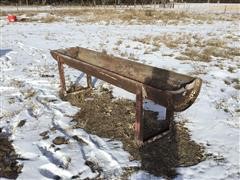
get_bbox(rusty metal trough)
[50,47,202,144]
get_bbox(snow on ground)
[0,5,240,180]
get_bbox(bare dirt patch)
[63,86,205,178]
[0,129,22,179]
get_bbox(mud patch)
[64,86,205,178]
[0,129,22,179]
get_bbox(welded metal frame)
[52,47,202,145]
[135,88,143,144]
[56,57,151,145]
[57,57,66,95]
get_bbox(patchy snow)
[1,6,240,180]
[2,3,240,14]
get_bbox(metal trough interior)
[51,47,202,112]
[50,47,202,144]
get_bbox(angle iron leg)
[142,106,174,145]
[86,74,93,88]
[57,58,66,95]
[135,88,143,145]
[166,107,174,129]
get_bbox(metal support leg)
[166,107,174,122]
[57,58,66,95]
[166,107,174,130]
[135,88,143,145]
[86,74,92,88]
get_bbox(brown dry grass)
[134,34,179,49]
[180,46,240,62]
[135,33,239,62]
[72,9,191,24]
[115,39,123,46]
[39,15,60,23]
[3,8,238,24]
[209,4,240,12]
[224,78,240,90]
[0,130,22,179]
[134,33,200,49]
[181,48,213,62]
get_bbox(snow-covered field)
[0,4,240,180]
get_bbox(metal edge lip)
[50,48,203,112]
[173,78,202,112]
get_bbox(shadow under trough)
[0,128,22,179]
[63,86,205,179]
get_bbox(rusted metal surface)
[51,47,202,112]
[57,58,66,95]
[52,52,173,107]
[57,47,193,91]
[135,88,143,144]
[86,74,92,88]
[50,47,202,143]
[51,47,202,111]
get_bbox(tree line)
[1,0,239,5]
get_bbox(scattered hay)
[0,130,22,179]
[140,121,205,178]
[63,86,205,178]
[64,87,138,157]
